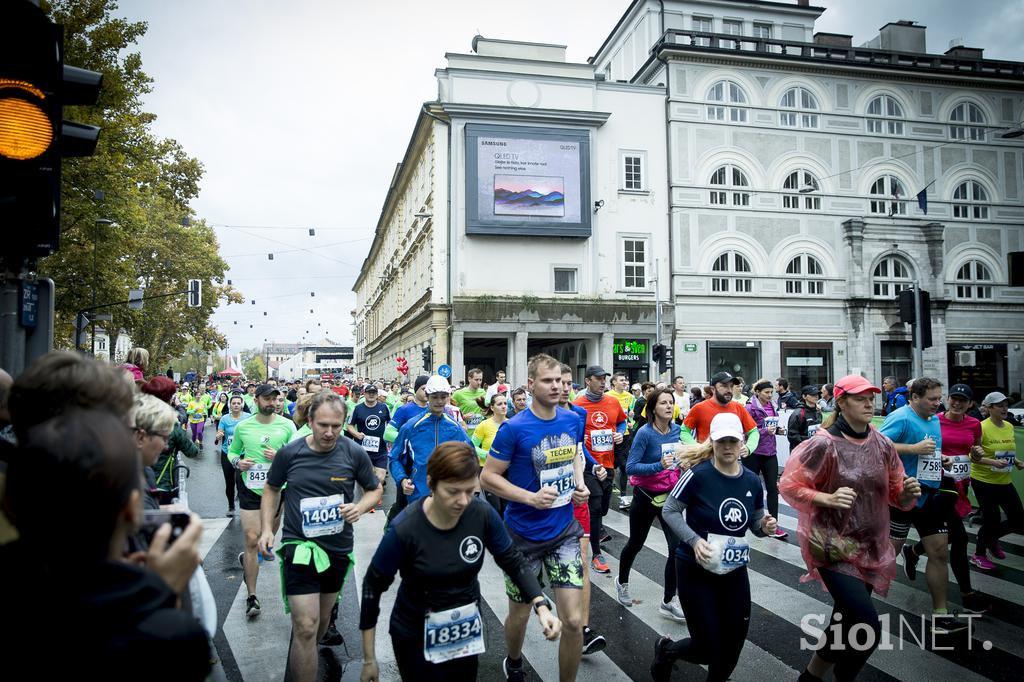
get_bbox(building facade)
[275,339,355,381]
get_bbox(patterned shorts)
[504,520,584,602]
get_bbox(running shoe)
[651,636,673,682]
[659,596,686,622]
[264,550,275,562]
[615,578,632,606]
[319,623,343,646]
[502,656,525,682]
[991,543,1006,560]
[960,592,992,614]
[931,613,968,635]
[591,554,611,574]
[618,495,632,510]
[970,553,996,570]
[772,527,788,539]
[902,545,919,581]
[582,626,606,655]
[246,594,261,618]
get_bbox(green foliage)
[243,353,267,383]
[38,0,241,368]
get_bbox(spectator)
[689,386,703,409]
[775,378,800,410]
[132,394,180,510]
[140,376,199,496]
[121,347,150,384]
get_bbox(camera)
[138,510,190,547]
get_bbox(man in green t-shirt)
[451,367,486,435]
[228,384,297,619]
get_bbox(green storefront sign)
[613,339,648,366]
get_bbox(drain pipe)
[656,17,677,378]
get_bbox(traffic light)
[0,1,102,264]
[897,287,932,349]
[652,343,668,374]
[187,279,202,307]
[422,346,433,371]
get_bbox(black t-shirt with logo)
[267,436,379,557]
[669,459,764,563]
[349,402,391,450]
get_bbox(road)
[179,426,1023,682]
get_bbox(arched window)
[955,260,993,299]
[779,87,819,128]
[782,169,821,210]
[949,101,986,141]
[785,254,825,295]
[952,180,990,220]
[872,255,913,298]
[709,165,750,206]
[706,80,748,123]
[866,95,905,136]
[712,251,752,293]
[869,175,907,215]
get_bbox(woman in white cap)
[651,412,778,682]
[969,391,1024,570]
[780,375,921,682]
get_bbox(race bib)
[540,463,575,508]
[300,494,345,538]
[949,455,971,481]
[661,443,679,469]
[807,424,821,437]
[591,429,614,452]
[466,413,484,429]
[704,533,750,574]
[423,601,484,663]
[993,451,1016,471]
[917,449,943,482]
[362,435,380,453]
[764,417,779,430]
[245,463,270,491]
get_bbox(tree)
[38,0,241,369]
[242,352,267,383]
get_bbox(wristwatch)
[532,596,553,615]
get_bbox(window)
[722,20,742,48]
[952,180,989,220]
[623,239,648,289]
[866,95,905,135]
[621,151,646,191]
[869,175,907,215]
[712,251,753,293]
[954,260,993,299]
[872,255,913,298]
[753,23,772,39]
[706,80,748,123]
[554,268,577,294]
[785,254,825,295]
[949,101,986,141]
[779,87,819,128]
[782,169,821,210]
[880,341,912,387]
[693,16,712,46]
[708,341,761,383]
[709,165,750,206]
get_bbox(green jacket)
[153,422,199,489]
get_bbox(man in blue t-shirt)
[483,354,590,681]
[879,376,958,631]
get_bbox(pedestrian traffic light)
[422,346,433,371]
[0,1,102,264]
[187,279,202,307]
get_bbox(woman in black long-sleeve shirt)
[359,442,561,681]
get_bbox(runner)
[682,372,759,451]
[652,413,779,682]
[359,442,560,681]
[482,353,590,682]
[558,363,607,656]
[185,391,209,446]
[452,368,486,436]
[228,383,297,618]
[389,376,473,504]
[744,379,788,538]
[607,372,635,510]
[901,384,990,613]
[242,382,257,413]
[787,386,824,450]
[471,393,509,514]
[258,390,381,682]
[882,375,909,416]
[617,387,686,622]
[215,395,250,516]
[671,376,690,425]
[509,387,528,418]
[879,377,961,634]
[573,365,628,574]
[212,391,229,425]
[780,375,921,682]
[969,391,1024,569]
[348,384,392,492]
[775,378,800,410]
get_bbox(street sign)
[19,280,38,328]
[684,344,697,353]
[438,364,452,379]
[128,288,144,310]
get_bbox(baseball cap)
[801,384,820,397]
[414,375,429,391]
[254,384,280,398]
[709,413,745,441]
[424,375,452,395]
[585,365,609,378]
[832,375,881,398]
[948,384,974,400]
[363,384,378,393]
[709,371,741,386]
[982,391,1008,406]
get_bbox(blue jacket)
[884,387,909,415]
[389,411,473,502]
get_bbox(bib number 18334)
[423,602,484,663]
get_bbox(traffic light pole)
[654,261,662,379]
[913,279,924,380]
[74,287,191,352]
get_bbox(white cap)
[424,375,453,395]
[709,412,744,441]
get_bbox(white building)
[87,328,133,363]
[276,338,355,381]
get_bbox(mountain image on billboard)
[493,175,565,217]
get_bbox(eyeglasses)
[136,428,172,443]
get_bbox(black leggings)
[617,488,678,602]
[973,479,1024,555]
[664,558,750,682]
[912,489,972,592]
[816,568,880,682]
[742,455,779,519]
[219,452,236,507]
[391,633,478,681]
[585,472,612,556]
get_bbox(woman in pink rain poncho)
[780,375,921,682]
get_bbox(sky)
[124,0,1024,353]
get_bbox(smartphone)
[139,510,191,547]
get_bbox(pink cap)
[833,375,881,398]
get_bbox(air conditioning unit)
[954,351,976,367]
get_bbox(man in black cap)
[786,384,823,451]
[682,371,759,449]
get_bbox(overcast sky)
[126,0,1024,353]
